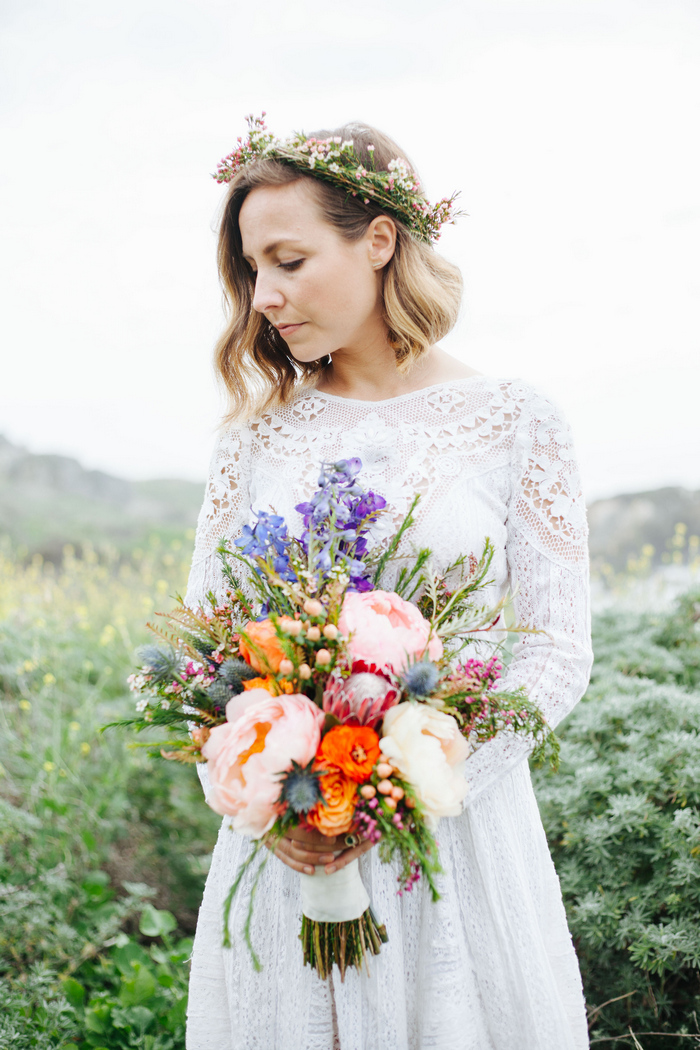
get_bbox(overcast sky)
[1,0,698,501]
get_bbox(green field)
[1,537,700,1048]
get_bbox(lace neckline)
[306,373,491,407]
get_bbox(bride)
[184,116,593,1049]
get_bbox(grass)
[0,536,221,1047]
[2,530,699,1047]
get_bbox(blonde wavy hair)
[214,121,463,422]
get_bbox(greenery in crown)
[213,113,461,245]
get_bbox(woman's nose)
[252,270,285,314]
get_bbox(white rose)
[379,703,470,828]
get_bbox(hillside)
[0,435,203,559]
[0,434,698,570]
[587,485,700,572]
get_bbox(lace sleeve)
[462,390,593,806]
[184,425,253,610]
[185,425,253,803]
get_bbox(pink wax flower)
[202,693,324,837]
[338,590,442,674]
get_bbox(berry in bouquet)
[113,459,558,979]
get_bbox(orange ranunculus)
[317,725,380,783]
[238,620,286,674]
[307,765,357,836]
[243,675,294,695]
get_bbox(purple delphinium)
[234,509,297,583]
[295,458,386,590]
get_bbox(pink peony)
[202,693,324,836]
[338,590,443,673]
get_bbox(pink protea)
[322,665,399,728]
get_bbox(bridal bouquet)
[117,459,557,979]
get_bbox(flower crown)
[213,113,461,245]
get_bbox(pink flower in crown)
[201,692,324,837]
[322,665,399,728]
[338,590,442,674]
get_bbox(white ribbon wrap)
[298,859,370,922]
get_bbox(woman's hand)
[267,826,373,875]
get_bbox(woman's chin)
[287,345,335,366]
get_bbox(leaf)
[113,1004,155,1031]
[165,995,188,1031]
[81,870,112,902]
[84,1003,111,1033]
[118,961,157,1007]
[81,829,97,851]
[139,902,177,938]
[112,940,151,974]
[62,976,85,1007]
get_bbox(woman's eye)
[279,259,304,272]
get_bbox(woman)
[185,116,592,1049]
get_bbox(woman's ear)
[367,215,397,270]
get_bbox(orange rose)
[307,766,357,836]
[242,675,294,695]
[318,725,380,783]
[238,620,286,674]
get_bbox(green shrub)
[0,539,220,1047]
[63,906,191,1049]
[533,589,700,1045]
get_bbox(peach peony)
[225,687,276,725]
[307,765,357,836]
[238,619,286,674]
[379,703,469,829]
[338,590,442,673]
[202,692,324,836]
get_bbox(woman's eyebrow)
[242,238,304,262]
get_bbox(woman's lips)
[276,322,306,337]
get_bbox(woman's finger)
[280,831,338,862]
[286,827,338,850]
[320,837,374,874]
[266,836,310,873]
[266,835,337,874]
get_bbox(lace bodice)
[186,375,592,805]
[185,376,592,1050]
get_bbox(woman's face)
[238,179,393,364]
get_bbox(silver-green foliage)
[533,590,700,1042]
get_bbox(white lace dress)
[184,376,593,1050]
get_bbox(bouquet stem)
[300,908,388,981]
[298,858,388,979]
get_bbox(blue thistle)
[137,644,182,682]
[401,661,440,698]
[206,680,232,709]
[277,760,324,814]
[220,658,258,691]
